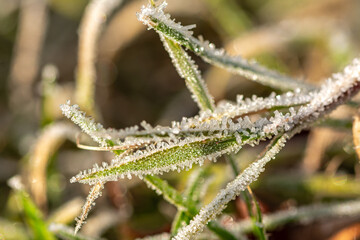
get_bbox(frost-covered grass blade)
[173,134,289,240]
[161,36,214,112]
[137,1,314,91]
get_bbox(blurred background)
[1,0,360,239]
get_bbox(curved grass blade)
[160,21,262,239]
[137,2,314,91]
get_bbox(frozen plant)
[61,1,360,239]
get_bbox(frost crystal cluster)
[61,1,360,238]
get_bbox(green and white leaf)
[161,36,215,112]
[173,134,289,240]
[137,1,313,91]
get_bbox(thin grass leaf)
[225,154,267,240]
[207,222,238,240]
[137,1,314,91]
[144,173,236,240]
[161,36,215,112]
[66,56,360,184]
[76,0,123,114]
[319,118,352,129]
[173,134,289,240]
[74,181,104,234]
[72,135,243,183]
[183,168,210,205]
[246,187,266,240]
[144,175,197,215]
[61,88,313,150]
[21,191,56,240]
[171,168,210,235]
[227,199,360,235]
[213,90,313,120]
[171,211,192,236]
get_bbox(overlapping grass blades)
[61,1,360,238]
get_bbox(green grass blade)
[173,134,289,239]
[143,175,236,240]
[144,175,197,215]
[171,211,192,236]
[183,168,210,205]
[73,136,242,184]
[19,190,56,240]
[0,218,28,240]
[171,168,209,235]
[207,222,238,240]
[161,36,215,112]
[49,223,102,240]
[137,2,313,91]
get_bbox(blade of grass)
[72,132,264,184]
[227,154,267,240]
[7,177,57,240]
[76,0,123,114]
[160,23,267,239]
[161,36,215,112]
[137,2,314,91]
[144,175,197,215]
[144,173,237,240]
[171,168,209,235]
[49,223,103,240]
[227,199,360,235]
[173,134,289,240]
